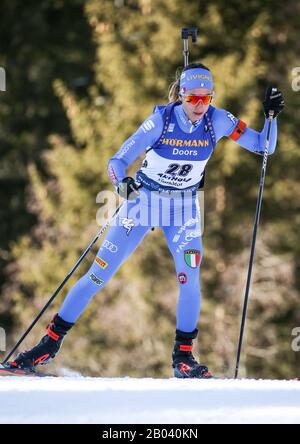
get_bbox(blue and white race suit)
[59,102,277,332]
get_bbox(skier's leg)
[161,199,212,378]
[9,196,151,369]
[59,201,150,322]
[162,216,203,333]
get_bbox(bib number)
[165,163,193,177]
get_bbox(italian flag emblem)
[184,250,201,268]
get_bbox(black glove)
[263,86,285,119]
[117,177,141,200]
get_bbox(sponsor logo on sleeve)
[142,119,155,133]
[227,112,237,125]
[117,139,136,159]
[108,165,118,185]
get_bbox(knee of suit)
[74,272,104,295]
[176,268,201,288]
[179,279,201,295]
[178,281,201,305]
[88,259,118,284]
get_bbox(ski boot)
[172,328,213,379]
[7,314,74,371]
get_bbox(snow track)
[0,377,299,424]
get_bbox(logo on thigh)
[176,230,201,253]
[101,240,118,253]
[89,273,104,286]
[184,250,201,268]
[95,257,108,269]
[172,217,199,243]
[121,218,135,236]
[178,272,188,284]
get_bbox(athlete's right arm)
[107,112,164,187]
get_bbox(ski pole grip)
[181,27,198,42]
[134,181,143,190]
[181,28,198,67]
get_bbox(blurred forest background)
[0,0,300,378]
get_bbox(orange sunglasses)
[182,94,214,106]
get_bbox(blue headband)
[180,68,213,93]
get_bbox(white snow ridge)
[0,377,300,424]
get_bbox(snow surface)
[0,376,300,424]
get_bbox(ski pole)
[234,110,274,379]
[181,27,198,68]
[2,203,123,365]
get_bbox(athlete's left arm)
[212,108,277,155]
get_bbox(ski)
[0,364,56,378]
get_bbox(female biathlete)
[7,63,284,378]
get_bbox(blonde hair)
[168,67,182,103]
[168,62,212,103]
